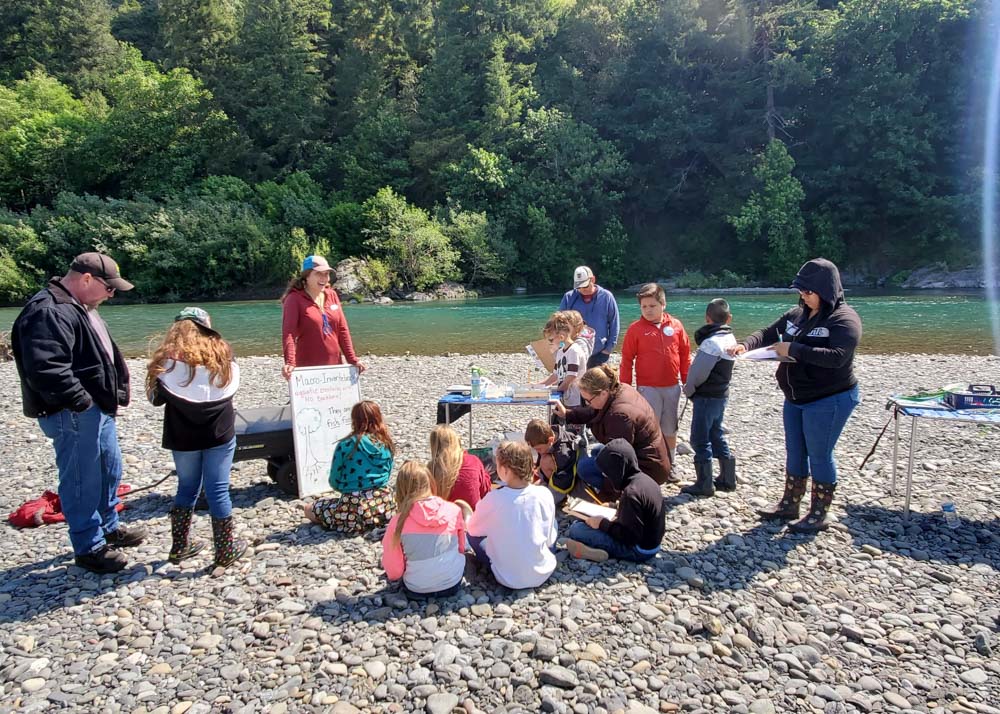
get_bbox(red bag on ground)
[7,484,133,528]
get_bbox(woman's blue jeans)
[172,437,236,518]
[783,385,860,484]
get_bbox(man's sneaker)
[75,545,127,574]
[105,524,147,548]
[564,538,609,563]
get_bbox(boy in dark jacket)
[680,298,738,497]
[563,439,665,562]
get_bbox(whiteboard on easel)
[288,365,361,497]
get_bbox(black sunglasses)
[94,276,115,294]
[581,391,602,406]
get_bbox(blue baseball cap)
[302,255,332,272]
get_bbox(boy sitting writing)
[563,439,665,563]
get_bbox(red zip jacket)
[282,287,359,369]
[620,313,690,388]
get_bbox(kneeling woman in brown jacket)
[550,364,673,494]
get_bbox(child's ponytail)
[393,461,434,545]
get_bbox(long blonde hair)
[146,320,233,394]
[428,424,464,499]
[393,461,434,544]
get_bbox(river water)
[1,290,994,357]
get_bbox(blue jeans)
[38,405,123,556]
[172,437,236,519]
[566,520,659,562]
[689,396,731,463]
[783,385,860,484]
[576,444,606,490]
[468,535,491,570]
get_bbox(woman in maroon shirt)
[281,255,366,380]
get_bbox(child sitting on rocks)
[564,439,665,563]
[304,400,395,534]
[428,424,492,513]
[467,441,557,589]
[381,461,466,598]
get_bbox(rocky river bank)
[1,353,999,713]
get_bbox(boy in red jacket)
[620,283,691,463]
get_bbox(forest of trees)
[0,0,993,302]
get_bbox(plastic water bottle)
[941,496,959,529]
[471,367,482,399]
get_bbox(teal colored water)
[1,291,994,357]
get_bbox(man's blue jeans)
[783,385,860,485]
[565,520,658,562]
[172,437,237,519]
[38,405,122,556]
[586,351,611,370]
[689,396,731,463]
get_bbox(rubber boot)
[681,461,715,497]
[714,457,737,492]
[211,516,248,567]
[168,507,205,563]
[788,482,836,533]
[757,473,808,521]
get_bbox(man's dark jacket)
[12,279,130,418]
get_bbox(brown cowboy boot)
[788,482,836,533]
[757,473,808,520]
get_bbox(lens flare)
[985,26,1000,355]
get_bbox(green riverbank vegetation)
[0,0,991,303]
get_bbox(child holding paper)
[467,441,557,588]
[564,439,665,563]
[540,312,586,407]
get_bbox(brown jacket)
[565,384,672,484]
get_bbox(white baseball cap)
[573,265,594,289]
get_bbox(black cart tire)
[274,460,298,496]
[266,460,279,480]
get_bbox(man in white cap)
[11,252,145,573]
[559,266,620,368]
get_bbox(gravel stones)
[1,353,1000,712]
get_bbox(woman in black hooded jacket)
[729,258,862,532]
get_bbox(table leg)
[445,403,450,425]
[904,416,918,521]
[468,407,473,449]
[891,407,900,497]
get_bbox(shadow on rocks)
[669,521,820,593]
[0,553,208,625]
[307,554,542,628]
[842,503,1000,571]
[119,480,287,523]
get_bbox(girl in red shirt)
[428,425,492,513]
[281,255,366,380]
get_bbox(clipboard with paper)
[526,338,556,373]
[565,497,616,522]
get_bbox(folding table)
[888,399,1000,519]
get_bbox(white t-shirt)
[467,484,557,589]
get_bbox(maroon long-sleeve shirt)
[281,287,359,369]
